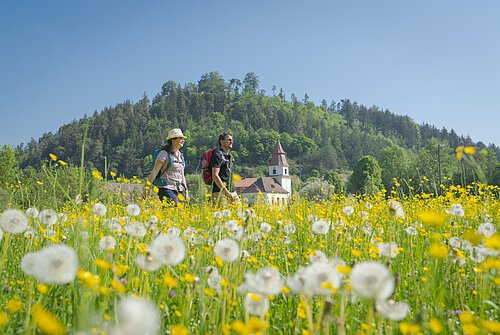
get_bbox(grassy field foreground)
[0,184,499,334]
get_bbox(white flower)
[228,225,244,240]
[136,254,162,272]
[0,209,29,234]
[167,227,181,237]
[21,252,40,276]
[150,234,186,265]
[35,244,78,284]
[377,242,399,258]
[58,213,68,223]
[365,202,373,210]
[213,211,223,219]
[302,262,343,296]
[99,236,117,251]
[388,200,405,218]
[248,233,262,242]
[222,209,231,217]
[125,221,146,238]
[148,215,159,224]
[350,261,394,300]
[126,204,141,217]
[225,220,238,231]
[309,250,328,263]
[214,239,239,262]
[343,206,354,216]
[363,225,373,235]
[287,267,308,294]
[92,203,107,216]
[476,223,495,237]
[259,222,272,235]
[25,207,39,218]
[244,293,269,316]
[376,299,410,321]
[114,296,160,335]
[404,226,418,236]
[283,223,296,235]
[254,266,283,295]
[38,209,58,226]
[311,219,330,235]
[207,270,223,293]
[446,203,464,217]
[110,223,123,235]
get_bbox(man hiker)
[211,132,239,204]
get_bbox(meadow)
[0,172,499,334]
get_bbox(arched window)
[273,168,276,174]
[284,168,287,174]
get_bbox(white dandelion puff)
[167,227,181,237]
[343,206,354,216]
[244,293,269,316]
[213,211,223,219]
[309,250,328,263]
[150,234,186,265]
[283,223,296,235]
[446,203,464,217]
[311,219,330,235]
[99,236,117,251]
[58,213,68,223]
[404,226,418,236]
[38,209,58,226]
[260,222,272,235]
[214,238,240,262]
[376,299,410,321]
[136,254,162,272]
[225,220,238,231]
[388,200,405,218]
[377,242,399,258]
[0,209,29,234]
[125,221,147,238]
[114,296,161,335]
[350,261,394,301]
[303,262,343,296]
[25,207,39,219]
[476,222,495,237]
[21,252,40,276]
[222,209,231,217]
[92,203,107,216]
[35,244,78,284]
[126,204,141,217]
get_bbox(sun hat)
[166,128,186,140]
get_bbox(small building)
[235,141,292,204]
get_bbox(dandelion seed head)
[214,238,240,262]
[126,204,141,217]
[150,234,186,265]
[92,203,107,216]
[38,209,58,226]
[0,209,29,234]
[25,207,39,218]
[350,261,394,301]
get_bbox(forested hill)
[15,72,500,182]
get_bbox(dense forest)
[7,71,500,196]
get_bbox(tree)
[243,72,259,94]
[379,145,414,191]
[0,145,18,188]
[348,155,383,195]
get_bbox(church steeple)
[268,141,291,196]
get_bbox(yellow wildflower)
[171,324,189,335]
[6,297,23,313]
[95,259,112,270]
[427,243,448,259]
[418,211,447,226]
[464,146,476,155]
[163,274,178,288]
[428,317,443,333]
[399,322,422,334]
[32,304,65,335]
[111,280,126,293]
[37,284,49,294]
[49,153,58,161]
[0,311,8,327]
[481,320,500,333]
[91,170,103,180]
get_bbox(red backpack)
[200,148,216,185]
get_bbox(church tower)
[268,141,292,196]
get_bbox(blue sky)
[1,0,499,147]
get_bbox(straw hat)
[166,128,186,140]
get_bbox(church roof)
[241,177,289,194]
[268,141,289,167]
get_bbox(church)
[234,141,292,204]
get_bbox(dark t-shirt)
[210,147,233,192]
